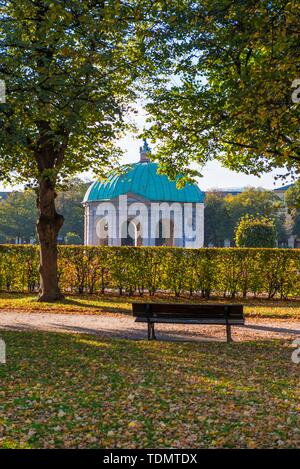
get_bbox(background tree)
[0,179,89,244]
[0,233,6,244]
[204,188,287,246]
[56,178,90,243]
[285,181,300,240]
[291,215,300,240]
[145,0,300,181]
[204,192,231,246]
[64,232,82,245]
[0,190,37,243]
[235,215,277,248]
[0,0,155,300]
[285,181,300,211]
[224,188,287,245]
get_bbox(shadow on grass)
[0,322,225,342]
[1,320,300,342]
[56,297,131,314]
[0,329,298,448]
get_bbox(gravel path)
[0,310,299,342]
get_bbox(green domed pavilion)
[83,141,205,247]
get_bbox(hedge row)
[0,245,299,299]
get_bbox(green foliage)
[204,192,231,246]
[0,179,88,244]
[0,245,299,300]
[64,232,82,246]
[0,233,6,243]
[204,188,287,246]
[0,190,37,242]
[292,214,300,238]
[0,0,156,186]
[285,182,300,210]
[0,0,161,299]
[235,216,277,248]
[145,0,300,179]
[225,188,284,241]
[0,245,39,292]
[285,181,300,238]
[56,178,90,242]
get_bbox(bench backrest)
[132,303,243,320]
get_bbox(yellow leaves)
[128,421,140,429]
[76,338,111,348]
[1,330,299,448]
[246,439,258,449]
[59,47,71,57]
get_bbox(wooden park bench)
[132,303,244,343]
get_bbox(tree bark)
[36,176,64,302]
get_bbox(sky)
[116,133,291,192]
[115,103,293,191]
[0,105,293,192]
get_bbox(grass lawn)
[0,331,299,448]
[0,292,300,319]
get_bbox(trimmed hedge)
[0,245,299,299]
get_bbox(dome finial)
[139,138,151,162]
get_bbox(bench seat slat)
[132,304,242,311]
[135,318,244,325]
[134,312,243,318]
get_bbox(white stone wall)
[84,197,205,248]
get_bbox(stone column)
[185,203,204,248]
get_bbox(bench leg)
[151,322,156,340]
[147,322,156,340]
[147,321,151,340]
[226,324,232,343]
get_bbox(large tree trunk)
[36,177,64,302]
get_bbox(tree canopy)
[0,0,160,300]
[0,0,154,185]
[235,215,277,248]
[64,231,82,245]
[55,178,89,242]
[285,181,300,238]
[285,181,300,211]
[204,192,231,246]
[0,190,37,242]
[145,0,300,181]
[225,187,285,242]
[204,187,287,246]
[1,0,299,299]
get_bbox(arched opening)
[121,220,142,246]
[121,220,135,246]
[155,219,174,246]
[96,218,109,246]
